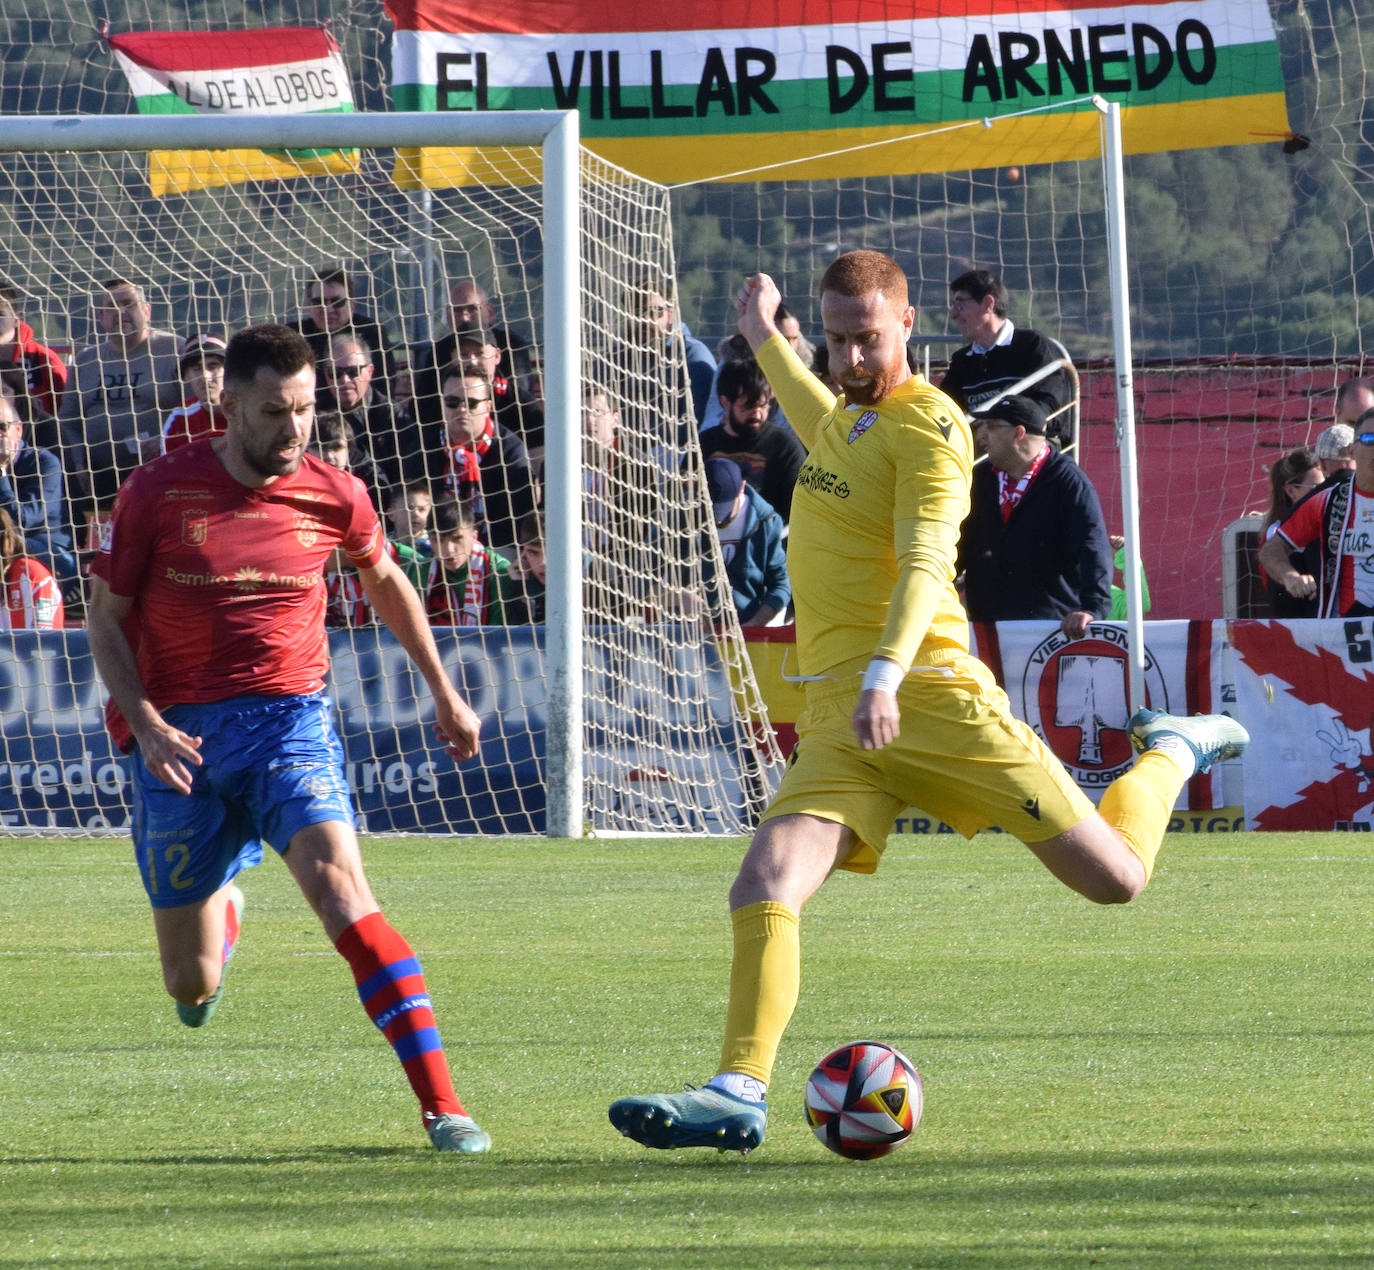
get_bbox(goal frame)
[1,110,587,836]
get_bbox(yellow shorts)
[762,654,1095,872]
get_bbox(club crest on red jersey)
[181,511,208,547]
[294,513,322,548]
[847,410,879,444]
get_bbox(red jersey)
[2,556,64,629]
[162,400,227,453]
[90,439,384,748]
[1278,481,1374,615]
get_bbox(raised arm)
[736,273,835,449]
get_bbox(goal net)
[0,110,783,836]
[2,0,1370,834]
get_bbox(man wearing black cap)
[958,394,1112,636]
[161,334,227,453]
[455,327,544,459]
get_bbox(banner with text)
[0,627,762,837]
[385,0,1292,186]
[16,620,1369,836]
[0,628,542,835]
[107,28,359,195]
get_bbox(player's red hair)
[819,250,909,309]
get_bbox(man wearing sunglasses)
[322,333,416,488]
[405,368,535,555]
[1260,413,1374,617]
[293,265,398,394]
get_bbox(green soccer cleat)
[424,1112,491,1155]
[609,1086,768,1154]
[176,884,244,1029]
[1128,708,1250,775]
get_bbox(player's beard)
[837,356,912,406]
[839,371,894,406]
[240,431,305,480]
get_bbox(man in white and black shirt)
[940,269,1073,447]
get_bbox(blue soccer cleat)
[1128,708,1250,775]
[609,1086,767,1154]
[424,1112,491,1155]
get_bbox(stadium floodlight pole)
[0,110,586,838]
[1096,97,1146,712]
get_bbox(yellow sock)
[1098,749,1187,884]
[717,900,801,1086]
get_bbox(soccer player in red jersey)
[85,324,491,1155]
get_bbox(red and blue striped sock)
[334,911,464,1117]
[222,893,241,965]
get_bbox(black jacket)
[958,448,1112,622]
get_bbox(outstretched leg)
[1028,709,1249,902]
[283,820,489,1155]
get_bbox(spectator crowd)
[7,260,1359,637]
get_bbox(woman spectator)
[0,506,64,629]
[1261,446,1322,618]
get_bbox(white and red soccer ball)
[804,1040,923,1160]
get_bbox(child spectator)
[505,514,546,624]
[162,334,227,453]
[386,479,434,569]
[0,506,64,629]
[0,391,75,586]
[411,500,511,626]
[0,284,67,425]
[1108,534,1152,620]
[310,411,390,512]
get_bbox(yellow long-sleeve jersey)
[755,332,973,678]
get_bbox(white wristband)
[861,658,906,695]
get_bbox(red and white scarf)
[447,416,494,489]
[996,445,1050,523]
[324,566,371,628]
[424,541,493,626]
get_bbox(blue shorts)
[130,693,356,909]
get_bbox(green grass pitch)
[3,831,1374,1268]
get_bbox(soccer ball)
[804,1040,923,1160]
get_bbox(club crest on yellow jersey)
[847,409,879,445]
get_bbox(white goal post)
[0,111,784,838]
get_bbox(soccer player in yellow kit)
[609,252,1248,1154]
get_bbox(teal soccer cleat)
[424,1112,492,1155]
[176,884,244,1029]
[609,1086,767,1153]
[1128,709,1250,775]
